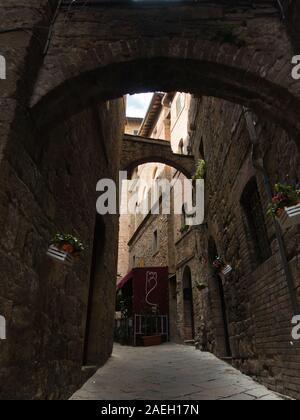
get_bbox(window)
[241,178,271,265]
[152,230,159,255]
[199,138,204,160]
[176,95,183,117]
[178,138,184,155]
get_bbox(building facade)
[118,90,300,397]
[118,92,196,343]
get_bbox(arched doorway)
[83,214,106,366]
[208,238,231,358]
[182,266,195,342]
[169,275,178,343]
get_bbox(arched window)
[207,236,231,357]
[178,138,184,155]
[199,138,205,160]
[241,178,271,266]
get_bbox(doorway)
[182,266,195,341]
[83,214,106,366]
[208,237,232,357]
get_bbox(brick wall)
[190,95,300,398]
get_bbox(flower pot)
[47,245,74,265]
[278,204,300,230]
[142,335,162,347]
[62,243,75,254]
[221,265,233,276]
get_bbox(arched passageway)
[122,134,195,179]
[29,1,300,142]
[1,0,300,401]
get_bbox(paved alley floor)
[71,344,283,400]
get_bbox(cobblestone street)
[71,344,283,401]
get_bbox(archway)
[1,0,300,400]
[30,1,300,142]
[32,58,300,143]
[121,133,195,179]
[182,266,195,342]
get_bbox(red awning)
[117,270,134,290]
[116,267,169,317]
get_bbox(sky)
[126,93,154,118]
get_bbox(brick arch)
[30,2,300,141]
[122,134,195,178]
[31,57,300,140]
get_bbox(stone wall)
[0,97,124,399]
[128,213,170,271]
[189,95,300,399]
[30,1,300,142]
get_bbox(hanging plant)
[50,233,85,254]
[47,233,85,264]
[212,256,232,277]
[268,183,300,229]
[193,159,206,180]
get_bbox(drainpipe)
[43,0,64,55]
[243,107,299,315]
[276,0,286,20]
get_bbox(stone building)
[119,86,300,397]
[118,116,143,282]
[125,116,143,137]
[1,0,300,400]
[187,95,300,397]
[118,92,197,343]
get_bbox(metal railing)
[134,314,169,346]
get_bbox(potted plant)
[213,256,232,277]
[193,159,206,180]
[47,233,85,264]
[142,335,162,347]
[268,183,300,230]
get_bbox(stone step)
[184,340,195,346]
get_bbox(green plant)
[180,225,190,234]
[267,183,300,217]
[50,233,85,253]
[118,294,132,319]
[193,159,206,180]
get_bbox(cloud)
[126,93,154,118]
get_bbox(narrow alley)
[71,345,283,401]
[1,0,300,402]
